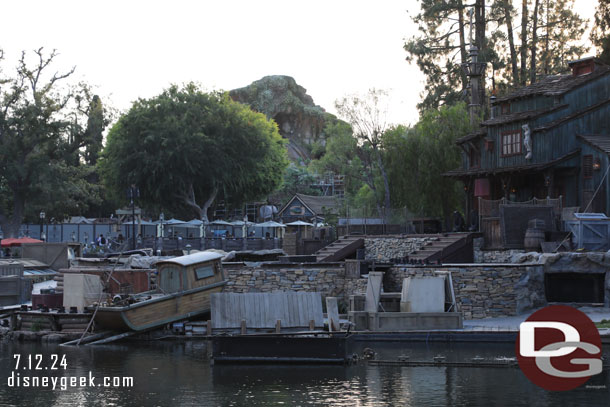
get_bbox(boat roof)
[156,251,223,267]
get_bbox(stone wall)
[365,237,438,261]
[386,265,528,319]
[223,263,368,306]
[472,237,525,263]
[473,249,526,263]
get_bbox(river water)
[0,340,608,406]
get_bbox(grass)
[596,319,610,329]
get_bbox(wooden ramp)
[408,233,475,264]
[315,236,364,262]
[211,292,324,331]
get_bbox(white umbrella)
[286,220,314,226]
[255,221,287,228]
[211,220,234,226]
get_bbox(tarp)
[1,237,44,247]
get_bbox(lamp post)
[39,211,45,241]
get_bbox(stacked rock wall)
[223,263,368,305]
[364,237,438,261]
[387,265,529,319]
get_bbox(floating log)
[61,331,113,346]
[86,331,137,346]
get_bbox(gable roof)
[494,65,610,103]
[279,193,341,216]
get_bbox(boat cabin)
[155,251,225,293]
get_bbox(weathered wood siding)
[476,73,610,173]
[210,292,324,329]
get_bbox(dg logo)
[516,305,603,391]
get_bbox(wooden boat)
[91,252,226,331]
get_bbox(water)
[0,340,608,406]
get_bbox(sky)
[0,0,599,127]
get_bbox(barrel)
[524,219,545,251]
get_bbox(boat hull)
[93,281,225,331]
[211,333,354,364]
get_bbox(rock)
[230,75,336,163]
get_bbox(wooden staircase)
[407,233,475,264]
[315,236,364,262]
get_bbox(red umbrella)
[0,237,44,247]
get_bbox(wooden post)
[206,320,212,336]
[309,319,315,331]
[275,319,281,333]
[10,312,16,331]
[326,297,340,332]
[240,319,247,335]
[365,272,384,312]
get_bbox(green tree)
[310,120,365,198]
[334,89,392,218]
[0,48,103,237]
[406,0,588,110]
[383,103,471,225]
[99,84,287,222]
[592,0,610,63]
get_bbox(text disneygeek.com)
[7,354,133,391]
[8,371,134,391]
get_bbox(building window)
[194,264,215,280]
[501,130,522,157]
[583,155,593,179]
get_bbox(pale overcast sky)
[0,0,598,126]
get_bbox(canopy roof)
[256,221,287,228]
[1,237,44,247]
[163,218,187,225]
[210,220,234,226]
[230,220,254,226]
[156,251,224,267]
[286,220,314,226]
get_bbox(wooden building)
[278,194,341,223]
[447,57,610,215]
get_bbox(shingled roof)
[578,134,610,155]
[481,104,567,127]
[494,65,610,103]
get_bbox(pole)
[131,192,136,250]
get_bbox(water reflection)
[0,340,607,406]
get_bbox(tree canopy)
[0,48,105,237]
[99,84,288,222]
[405,0,588,112]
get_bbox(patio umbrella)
[255,221,287,228]
[285,220,314,226]
[1,237,43,247]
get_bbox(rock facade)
[472,237,525,263]
[364,237,438,262]
[474,249,526,263]
[230,75,338,162]
[223,263,368,304]
[387,265,527,319]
